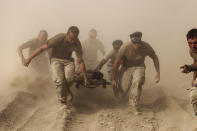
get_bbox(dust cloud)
[1,0,197,131]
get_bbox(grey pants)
[190,87,197,115]
[51,59,75,105]
[119,66,145,108]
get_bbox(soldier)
[18,30,49,75]
[96,40,123,98]
[180,28,197,116]
[82,29,105,70]
[22,26,88,130]
[112,32,160,114]
[96,40,123,80]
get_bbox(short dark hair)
[187,28,197,40]
[112,40,123,46]
[130,31,142,38]
[67,26,80,35]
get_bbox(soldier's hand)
[155,73,160,83]
[84,78,89,87]
[112,79,117,87]
[23,58,31,67]
[180,65,191,73]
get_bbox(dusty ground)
[0,76,197,131]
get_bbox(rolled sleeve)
[117,45,126,60]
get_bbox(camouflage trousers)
[50,59,75,106]
[190,87,197,116]
[119,66,145,108]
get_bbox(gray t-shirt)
[103,50,118,65]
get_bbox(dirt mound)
[1,80,197,131]
[68,85,197,131]
[0,91,37,131]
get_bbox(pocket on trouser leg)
[129,81,142,107]
[66,87,73,103]
[129,95,138,107]
[190,88,197,115]
[191,98,197,116]
[56,85,67,105]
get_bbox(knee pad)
[53,78,65,86]
[132,78,144,86]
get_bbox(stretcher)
[74,70,111,88]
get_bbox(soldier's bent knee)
[66,76,74,84]
[132,78,144,85]
[53,78,65,86]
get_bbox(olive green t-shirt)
[47,33,83,61]
[117,41,156,67]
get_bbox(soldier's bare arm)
[112,58,121,86]
[18,46,26,64]
[96,59,108,70]
[77,57,88,86]
[24,44,48,66]
[150,55,160,83]
[180,61,197,74]
[17,39,35,64]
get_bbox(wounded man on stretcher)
[74,70,111,88]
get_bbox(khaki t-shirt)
[117,41,156,67]
[47,33,83,61]
[82,38,105,62]
[23,38,49,73]
[190,50,197,61]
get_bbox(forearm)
[193,71,197,81]
[190,63,197,71]
[28,44,48,60]
[153,55,160,75]
[97,59,107,69]
[78,60,88,80]
[17,47,25,60]
[112,59,120,80]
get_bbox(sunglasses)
[188,41,197,45]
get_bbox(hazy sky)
[1,0,197,86]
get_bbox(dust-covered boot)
[129,96,141,115]
[55,104,73,131]
[133,106,141,115]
